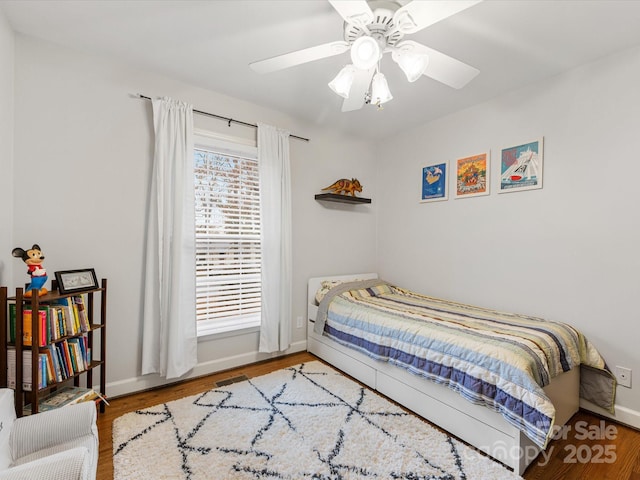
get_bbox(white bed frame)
[307,274,579,475]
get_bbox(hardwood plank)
[524,410,640,479]
[97,352,640,479]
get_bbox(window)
[194,135,261,336]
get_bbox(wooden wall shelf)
[315,193,371,204]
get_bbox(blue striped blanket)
[314,279,615,448]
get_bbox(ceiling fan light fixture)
[328,64,356,98]
[370,71,393,105]
[393,50,429,82]
[251,0,482,112]
[350,36,381,70]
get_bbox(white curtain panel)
[141,97,197,379]
[257,123,292,353]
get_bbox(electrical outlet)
[615,366,632,388]
[296,316,303,328]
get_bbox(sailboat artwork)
[500,138,544,193]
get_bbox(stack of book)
[8,294,90,346]
[7,336,91,390]
[23,386,107,414]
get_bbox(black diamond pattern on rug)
[113,361,521,480]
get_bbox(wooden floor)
[97,351,640,480]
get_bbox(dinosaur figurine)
[321,178,362,197]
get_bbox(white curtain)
[141,97,197,379]
[257,123,292,353]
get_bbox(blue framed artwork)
[421,162,448,203]
[499,138,544,193]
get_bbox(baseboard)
[580,399,640,430]
[106,339,307,398]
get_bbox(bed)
[307,273,615,475]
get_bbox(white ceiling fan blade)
[250,41,349,74]
[328,0,374,27]
[393,0,482,34]
[396,40,479,89]
[341,67,375,112]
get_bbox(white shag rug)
[113,361,522,480]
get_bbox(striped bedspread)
[314,279,615,449]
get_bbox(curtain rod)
[135,94,309,142]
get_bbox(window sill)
[197,323,260,341]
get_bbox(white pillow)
[0,389,16,469]
[314,280,344,304]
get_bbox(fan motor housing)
[343,1,404,48]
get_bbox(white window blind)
[194,142,261,336]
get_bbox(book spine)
[39,309,47,346]
[73,295,90,332]
[23,309,32,346]
[9,303,15,343]
[7,348,15,388]
[39,354,46,389]
[7,347,43,391]
[73,304,80,333]
[62,340,76,374]
[55,342,70,378]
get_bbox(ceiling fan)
[250,0,482,111]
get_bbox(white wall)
[10,21,638,427]
[0,9,14,286]
[11,35,377,396]
[376,45,640,425]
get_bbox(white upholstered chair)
[0,388,98,480]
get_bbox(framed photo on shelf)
[55,269,99,294]
[454,152,490,199]
[421,162,448,203]
[499,137,544,193]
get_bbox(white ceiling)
[3,0,640,140]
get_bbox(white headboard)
[307,273,378,322]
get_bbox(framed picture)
[55,269,99,294]
[499,137,544,193]
[454,152,490,199]
[421,162,448,203]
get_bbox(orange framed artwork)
[454,152,490,199]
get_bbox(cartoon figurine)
[12,244,48,297]
[321,178,363,197]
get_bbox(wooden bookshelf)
[0,279,107,416]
